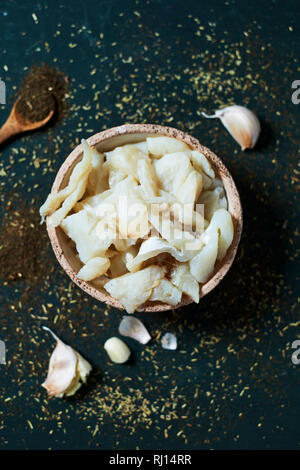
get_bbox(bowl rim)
[46,123,243,312]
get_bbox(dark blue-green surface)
[0,0,299,450]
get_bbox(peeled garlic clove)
[119,316,151,345]
[161,333,177,350]
[104,337,131,364]
[202,105,260,150]
[42,326,92,398]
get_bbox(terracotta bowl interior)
[47,124,243,312]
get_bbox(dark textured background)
[0,0,299,450]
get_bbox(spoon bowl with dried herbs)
[0,63,68,146]
[0,98,55,146]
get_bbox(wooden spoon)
[0,99,54,146]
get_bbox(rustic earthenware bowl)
[47,124,243,312]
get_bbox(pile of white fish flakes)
[40,136,234,313]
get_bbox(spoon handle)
[0,119,19,146]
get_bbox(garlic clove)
[104,337,131,364]
[161,332,177,350]
[42,326,92,398]
[119,316,151,345]
[42,327,77,397]
[202,105,261,150]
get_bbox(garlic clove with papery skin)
[119,316,151,345]
[202,105,261,150]
[42,326,92,398]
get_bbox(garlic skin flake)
[161,333,177,350]
[104,337,131,364]
[119,316,151,344]
[42,326,92,398]
[202,105,261,150]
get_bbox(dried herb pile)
[0,202,49,283]
[15,63,69,122]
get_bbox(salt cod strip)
[40,139,94,226]
[104,265,165,313]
